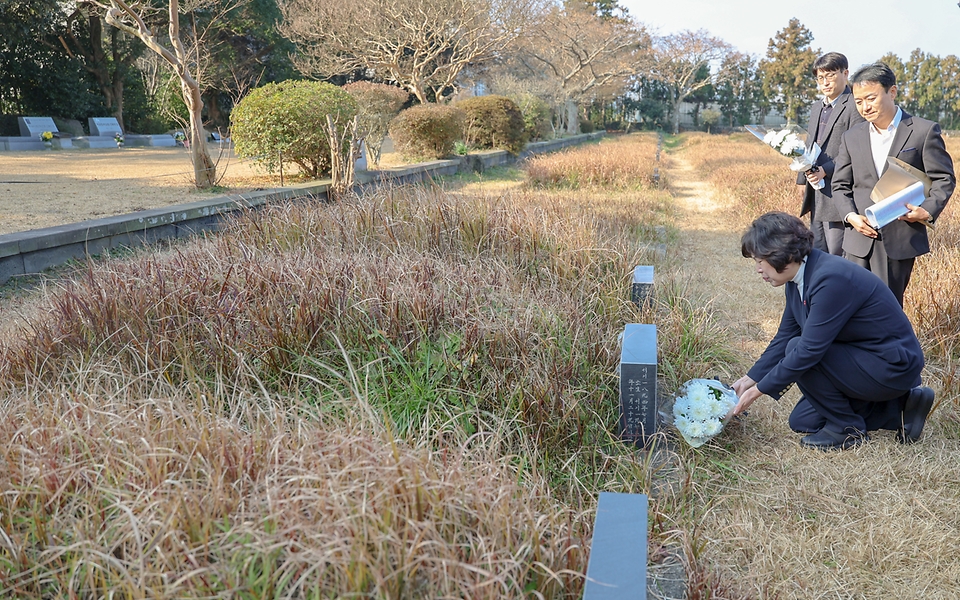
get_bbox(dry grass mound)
[0,135,728,598]
[0,374,587,597]
[525,133,661,189]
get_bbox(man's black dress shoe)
[800,427,868,451]
[897,386,935,444]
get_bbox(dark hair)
[741,212,814,272]
[812,52,848,75]
[851,62,897,91]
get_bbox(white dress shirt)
[844,107,903,225]
[793,257,807,303]
[869,107,903,177]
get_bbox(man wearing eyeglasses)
[798,52,865,255]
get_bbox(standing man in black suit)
[832,62,956,306]
[798,52,865,255]
[730,212,933,451]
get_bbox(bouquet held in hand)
[669,379,738,448]
[745,124,824,190]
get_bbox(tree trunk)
[565,100,578,134]
[183,80,215,188]
[111,72,125,128]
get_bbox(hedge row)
[231,82,555,174]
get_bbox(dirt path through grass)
[663,153,781,359]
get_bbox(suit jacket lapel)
[787,281,805,329]
[790,251,819,330]
[856,125,880,181]
[822,90,851,141]
[887,111,915,169]
[808,102,824,151]
[798,250,818,326]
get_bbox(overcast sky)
[618,0,960,66]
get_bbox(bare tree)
[277,0,540,104]
[511,4,649,133]
[90,0,242,188]
[649,29,732,134]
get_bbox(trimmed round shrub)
[343,82,410,168]
[511,93,554,142]
[389,104,465,161]
[456,95,527,154]
[231,80,359,178]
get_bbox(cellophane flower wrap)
[668,379,738,448]
[745,124,824,190]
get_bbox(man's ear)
[890,84,898,100]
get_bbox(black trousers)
[811,220,844,256]
[782,337,914,434]
[845,239,915,307]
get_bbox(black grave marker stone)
[619,323,657,447]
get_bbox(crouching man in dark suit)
[729,212,934,451]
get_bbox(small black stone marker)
[619,323,657,447]
[631,265,653,307]
[583,492,649,599]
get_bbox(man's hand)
[731,375,756,396]
[899,203,931,223]
[846,213,878,238]
[728,377,762,418]
[805,167,825,185]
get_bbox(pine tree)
[758,18,819,125]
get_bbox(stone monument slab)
[631,265,653,307]
[583,492,648,599]
[18,117,58,138]
[89,117,123,137]
[620,323,657,446]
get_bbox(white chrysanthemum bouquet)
[762,128,806,157]
[670,379,738,448]
[745,124,824,190]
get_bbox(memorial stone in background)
[19,117,58,138]
[631,265,653,307]
[89,117,123,137]
[619,323,657,447]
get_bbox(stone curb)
[0,132,606,284]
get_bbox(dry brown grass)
[674,132,960,599]
[0,136,720,597]
[681,132,801,227]
[0,372,587,597]
[524,133,660,189]
[0,146,293,235]
[7,131,960,598]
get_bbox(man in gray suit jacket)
[798,52,865,255]
[832,62,956,306]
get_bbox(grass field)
[1,131,959,598]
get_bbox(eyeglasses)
[816,71,840,83]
